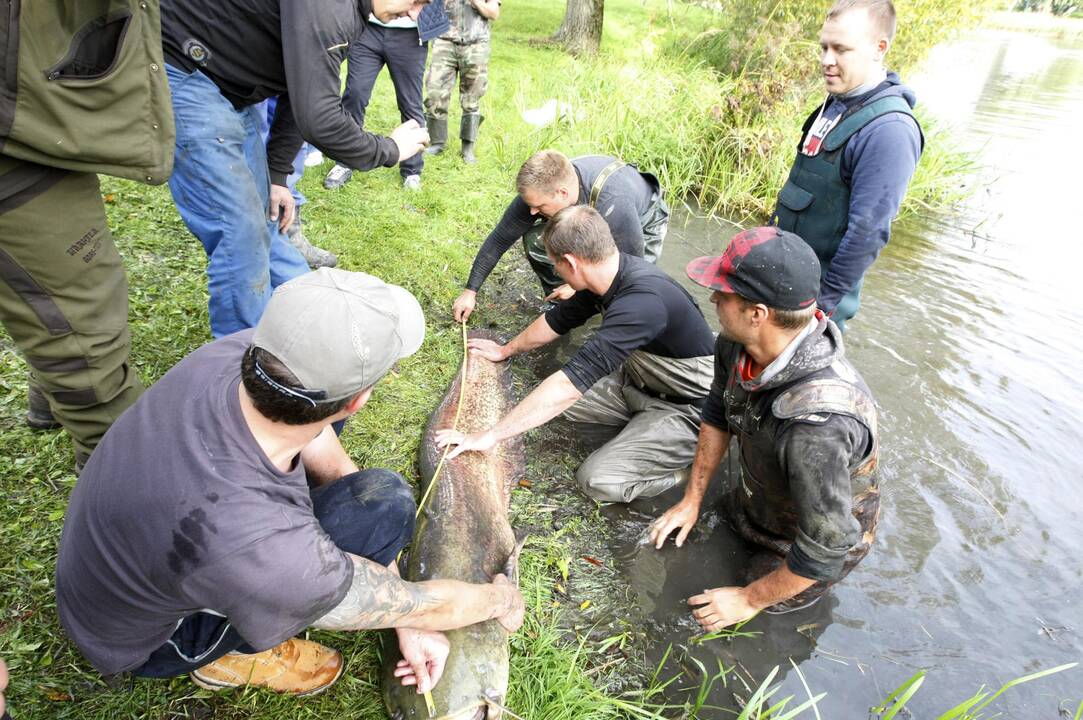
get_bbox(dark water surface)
[599,28,1083,717]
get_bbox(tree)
[553,0,605,55]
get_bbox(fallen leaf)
[41,687,72,702]
[580,600,592,610]
[581,555,604,567]
[103,193,116,203]
[554,582,566,594]
[518,478,533,488]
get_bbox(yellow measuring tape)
[398,319,468,718]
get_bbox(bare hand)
[269,183,295,233]
[466,338,507,363]
[649,498,701,549]
[394,628,450,694]
[544,284,576,302]
[434,428,497,460]
[491,574,525,633]
[390,119,430,163]
[688,586,758,632]
[452,289,477,322]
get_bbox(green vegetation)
[0,0,1068,718]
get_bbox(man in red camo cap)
[649,226,881,630]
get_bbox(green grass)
[0,0,1054,718]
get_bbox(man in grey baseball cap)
[56,269,524,698]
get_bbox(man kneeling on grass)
[55,269,523,697]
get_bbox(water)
[601,28,1083,716]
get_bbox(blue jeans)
[133,469,416,678]
[164,64,309,338]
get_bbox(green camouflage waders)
[522,159,669,295]
[1,1,174,464]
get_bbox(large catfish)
[383,329,525,720]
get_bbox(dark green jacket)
[0,1,174,184]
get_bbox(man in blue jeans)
[56,269,524,697]
[160,0,432,337]
[324,2,449,191]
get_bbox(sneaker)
[190,638,343,696]
[26,384,61,431]
[402,174,422,191]
[323,164,353,190]
[303,149,325,167]
[286,218,337,269]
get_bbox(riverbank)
[0,0,1026,718]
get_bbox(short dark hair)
[241,346,356,425]
[736,296,818,330]
[542,205,617,263]
[827,0,897,42]
[516,150,574,195]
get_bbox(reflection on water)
[603,28,1083,715]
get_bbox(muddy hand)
[649,499,701,549]
[544,283,576,302]
[453,289,477,322]
[688,586,757,632]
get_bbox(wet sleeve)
[280,4,400,172]
[182,525,353,651]
[544,290,600,335]
[819,114,921,313]
[560,291,666,393]
[701,337,734,429]
[596,195,645,257]
[466,197,539,291]
[777,415,868,582]
[265,95,304,187]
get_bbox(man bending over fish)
[55,269,524,698]
[650,228,880,628]
[438,205,715,503]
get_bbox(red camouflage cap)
[686,226,820,310]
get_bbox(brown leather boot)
[190,638,343,696]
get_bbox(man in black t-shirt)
[452,150,669,321]
[56,270,523,697]
[439,206,714,503]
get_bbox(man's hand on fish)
[466,337,509,362]
[452,289,477,322]
[491,574,526,633]
[688,586,758,632]
[393,628,450,694]
[435,428,498,460]
[649,498,702,549]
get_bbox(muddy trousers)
[0,155,143,461]
[521,192,670,296]
[563,374,702,503]
[728,485,881,607]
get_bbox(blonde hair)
[516,150,574,195]
[827,0,896,41]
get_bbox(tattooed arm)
[311,553,524,633]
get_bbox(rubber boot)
[460,113,483,164]
[425,115,447,156]
[287,210,337,269]
[26,382,61,431]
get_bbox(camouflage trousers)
[423,38,490,119]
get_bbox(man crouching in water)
[650,227,880,628]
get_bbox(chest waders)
[521,159,668,295]
[772,95,918,326]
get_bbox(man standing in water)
[650,227,880,628]
[772,0,923,330]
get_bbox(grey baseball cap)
[252,268,425,402]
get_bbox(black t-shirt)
[545,254,715,393]
[161,0,399,185]
[55,331,352,675]
[465,156,659,291]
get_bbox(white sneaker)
[303,149,324,167]
[403,174,422,191]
